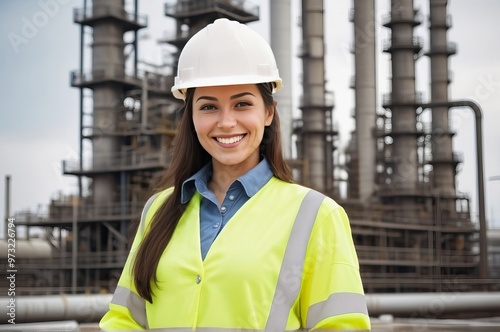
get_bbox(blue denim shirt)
[181,158,273,260]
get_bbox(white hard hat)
[171,18,282,100]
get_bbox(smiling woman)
[99,18,370,331]
[192,84,274,190]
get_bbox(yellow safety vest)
[100,177,370,331]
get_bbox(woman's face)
[192,84,274,174]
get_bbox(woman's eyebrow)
[195,96,218,103]
[196,92,255,103]
[230,92,255,100]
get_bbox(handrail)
[70,66,141,86]
[356,245,478,264]
[164,0,259,18]
[381,8,423,26]
[62,150,169,173]
[383,36,423,51]
[1,250,130,269]
[74,5,147,26]
[14,201,144,223]
[70,66,174,91]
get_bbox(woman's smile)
[215,134,245,145]
[193,84,274,176]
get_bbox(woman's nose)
[217,107,236,128]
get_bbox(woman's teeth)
[216,135,244,144]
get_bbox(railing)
[383,36,423,52]
[12,210,46,224]
[71,66,141,87]
[165,0,259,18]
[5,250,130,270]
[82,110,177,138]
[143,71,175,93]
[52,201,144,221]
[62,150,169,173]
[348,202,478,230]
[357,245,478,265]
[73,5,147,27]
[428,41,457,55]
[382,91,423,106]
[159,28,194,45]
[15,201,144,223]
[424,151,464,164]
[381,8,423,26]
[71,66,174,92]
[420,121,456,135]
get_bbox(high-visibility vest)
[100,177,370,331]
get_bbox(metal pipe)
[420,100,488,279]
[0,320,80,331]
[353,0,377,202]
[71,197,78,294]
[134,0,138,76]
[0,294,112,323]
[4,175,10,240]
[366,292,500,316]
[270,0,293,159]
[300,0,331,192]
[3,292,500,323]
[428,0,455,197]
[78,0,86,199]
[385,0,420,196]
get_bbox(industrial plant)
[2,0,500,324]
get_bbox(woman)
[100,18,370,331]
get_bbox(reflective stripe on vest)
[306,292,368,328]
[112,189,326,330]
[111,286,148,329]
[265,189,324,331]
[139,193,159,236]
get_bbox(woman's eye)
[235,101,251,108]
[200,104,216,110]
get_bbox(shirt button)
[212,223,220,228]
[196,275,201,284]
[220,206,227,213]
[229,195,235,201]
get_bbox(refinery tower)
[6,0,499,296]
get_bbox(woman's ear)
[265,100,277,126]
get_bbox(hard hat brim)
[172,77,282,100]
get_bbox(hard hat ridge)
[171,18,282,100]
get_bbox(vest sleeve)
[99,192,163,331]
[300,201,371,331]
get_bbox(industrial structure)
[4,0,500,298]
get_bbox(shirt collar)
[180,157,274,204]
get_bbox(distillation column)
[427,0,457,197]
[382,0,422,200]
[352,0,377,202]
[270,0,293,159]
[299,0,334,193]
[91,0,128,205]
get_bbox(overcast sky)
[1,0,499,237]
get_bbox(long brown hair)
[132,83,293,303]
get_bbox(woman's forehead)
[193,84,260,98]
